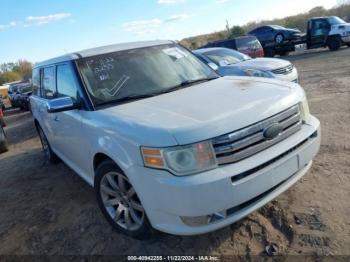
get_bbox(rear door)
[255,26,274,46]
[30,66,57,145]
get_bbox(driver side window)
[56,64,79,101]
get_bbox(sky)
[0,0,339,63]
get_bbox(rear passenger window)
[56,64,79,101]
[32,68,41,96]
[42,67,56,99]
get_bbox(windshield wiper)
[98,94,156,106]
[98,77,219,106]
[179,76,219,87]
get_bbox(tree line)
[180,2,350,49]
[0,60,32,86]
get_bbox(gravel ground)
[0,47,349,259]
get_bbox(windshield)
[77,44,218,106]
[328,16,346,25]
[203,48,251,65]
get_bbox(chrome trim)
[271,64,294,75]
[212,105,302,165]
[46,97,75,113]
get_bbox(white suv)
[30,40,320,237]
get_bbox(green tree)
[12,60,32,80]
[229,25,245,39]
[0,71,22,85]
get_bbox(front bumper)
[126,116,320,235]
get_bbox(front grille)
[271,64,294,75]
[212,105,302,165]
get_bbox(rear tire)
[275,34,284,44]
[347,43,350,47]
[95,159,151,239]
[37,125,59,163]
[327,37,341,51]
[0,126,9,153]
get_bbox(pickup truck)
[301,16,350,51]
[249,16,350,57]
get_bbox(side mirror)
[208,62,219,71]
[46,97,79,113]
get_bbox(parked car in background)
[0,108,8,153]
[7,84,19,107]
[248,25,302,57]
[31,40,320,238]
[194,47,299,83]
[201,36,264,58]
[16,85,33,111]
[0,96,5,111]
[11,84,32,109]
[8,82,31,108]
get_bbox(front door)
[50,63,88,175]
[310,19,330,48]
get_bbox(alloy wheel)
[99,171,145,231]
[275,34,283,44]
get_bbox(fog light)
[180,215,211,226]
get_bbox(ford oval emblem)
[263,123,284,140]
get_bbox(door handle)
[54,115,59,122]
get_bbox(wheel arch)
[327,34,342,41]
[92,151,130,180]
[93,152,116,171]
[34,118,40,129]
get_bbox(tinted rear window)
[235,37,262,49]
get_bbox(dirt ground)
[0,47,349,259]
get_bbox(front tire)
[37,125,59,163]
[95,159,151,238]
[328,37,341,51]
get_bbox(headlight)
[141,141,217,176]
[299,97,310,122]
[243,68,273,78]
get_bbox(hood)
[99,77,305,146]
[283,28,301,34]
[333,23,350,30]
[234,58,291,71]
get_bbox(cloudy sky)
[0,0,339,63]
